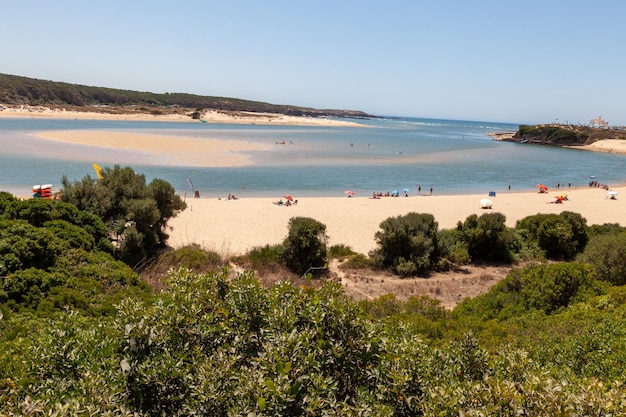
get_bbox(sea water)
[1,116,625,198]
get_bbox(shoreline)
[0,105,367,127]
[6,107,626,155]
[5,185,623,257]
[166,185,626,256]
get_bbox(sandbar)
[167,186,626,256]
[33,130,271,167]
[0,106,366,127]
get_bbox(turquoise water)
[1,116,625,197]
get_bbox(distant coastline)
[0,105,367,128]
[487,124,626,155]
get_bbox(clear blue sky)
[3,0,626,125]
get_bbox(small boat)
[520,139,528,144]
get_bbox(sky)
[3,0,626,125]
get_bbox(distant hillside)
[507,124,626,146]
[0,73,375,119]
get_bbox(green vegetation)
[281,217,328,276]
[0,73,374,119]
[513,123,626,147]
[3,267,626,415]
[371,212,440,277]
[516,211,589,260]
[456,212,516,263]
[3,178,626,414]
[61,165,186,267]
[0,194,149,316]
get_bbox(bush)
[243,244,283,266]
[61,165,186,265]
[580,232,626,285]
[0,220,64,275]
[158,244,223,271]
[328,244,355,259]
[518,262,601,313]
[281,217,328,276]
[1,268,66,313]
[437,228,470,266]
[341,253,373,270]
[371,212,439,276]
[456,212,515,263]
[516,212,588,260]
[43,219,96,251]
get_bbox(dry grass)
[141,247,511,310]
[331,260,510,309]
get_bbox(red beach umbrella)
[283,194,293,201]
[344,190,355,196]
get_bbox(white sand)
[167,186,626,256]
[0,105,366,127]
[33,130,271,167]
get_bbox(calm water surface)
[1,116,624,197]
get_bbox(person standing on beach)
[429,187,433,195]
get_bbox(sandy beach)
[167,186,626,256]
[573,139,626,156]
[0,105,365,127]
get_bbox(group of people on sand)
[372,191,406,198]
[589,180,610,190]
[218,193,238,200]
[273,199,296,206]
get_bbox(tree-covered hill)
[0,73,375,119]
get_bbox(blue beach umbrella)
[403,188,410,193]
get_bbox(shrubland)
[2,172,626,415]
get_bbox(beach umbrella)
[480,198,493,209]
[283,194,293,201]
[344,190,355,196]
[609,190,618,196]
[403,188,410,193]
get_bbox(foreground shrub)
[242,243,283,266]
[117,269,380,415]
[516,212,588,260]
[456,212,515,263]
[456,262,603,319]
[437,228,471,267]
[2,268,626,415]
[340,252,373,270]
[156,244,222,271]
[371,212,439,277]
[61,165,186,265]
[328,244,355,259]
[281,217,328,276]
[580,232,626,285]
